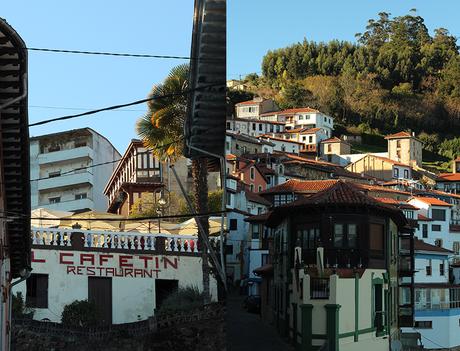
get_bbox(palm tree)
[136,64,211,303]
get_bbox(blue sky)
[228,0,460,80]
[2,1,194,153]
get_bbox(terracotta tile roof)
[257,165,276,175]
[285,127,305,133]
[355,183,411,196]
[235,100,260,106]
[261,179,338,194]
[226,153,237,160]
[422,189,460,200]
[245,212,271,222]
[417,214,432,221]
[411,197,453,207]
[372,197,418,210]
[414,239,453,254]
[289,181,394,208]
[438,173,460,182]
[245,191,271,206]
[277,107,320,115]
[321,137,342,143]
[259,135,304,145]
[384,131,413,139]
[300,128,322,134]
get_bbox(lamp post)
[155,188,170,234]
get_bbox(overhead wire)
[28,82,224,127]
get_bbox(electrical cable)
[412,327,445,348]
[28,82,224,127]
[26,47,222,62]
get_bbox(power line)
[28,82,224,127]
[8,210,228,222]
[27,47,192,60]
[29,105,146,112]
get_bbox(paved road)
[226,293,295,351]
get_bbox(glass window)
[393,168,399,178]
[348,224,357,247]
[432,209,446,221]
[252,224,260,240]
[432,225,441,232]
[334,224,343,247]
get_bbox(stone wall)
[12,303,225,351]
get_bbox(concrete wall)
[13,249,217,324]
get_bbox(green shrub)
[157,286,204,316]
[61,300,100,327]
[12,292,34,319]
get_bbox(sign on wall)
[32,250,178,279]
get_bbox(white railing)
[415,301,460,310]
[31,227,220,254]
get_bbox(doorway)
[155,279,178,310]
[88,277,112,325]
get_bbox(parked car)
[243,295,261,314]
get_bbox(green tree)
[136,64,212,303]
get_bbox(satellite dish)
[391,340,402,351]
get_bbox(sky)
[2,0,194,153]
[228,0,460,80]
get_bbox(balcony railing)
[310,277,330,299]
[31,227,220,254]
[415,300,460,310]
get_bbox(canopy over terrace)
[33,210,225,236]
[31,208,72,228]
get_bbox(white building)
[262,108,334,138]
[234,98,278,119]
[402,239,458,350]
[30,128,121,212]
[408,197,458,253]
[13,227,218,324]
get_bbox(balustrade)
[31,227,220,254]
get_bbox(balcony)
[38,172,93,191]
[38,146,94,165]
[40,197,95,212]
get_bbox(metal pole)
[170,165,226,290]
[184,144,227,286]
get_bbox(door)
[88,277,112,325]
[374,284,383,333]
[155,279,178,310]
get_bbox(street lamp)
[155,188,170,234]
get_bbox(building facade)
[30,128,121,212]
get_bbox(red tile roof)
[414,239,453,254]
[245,191,272,206]
[259,136,304,145]
[411,197,453,207]
[355,183,411,196]
[438,173,460,182]
[368,154,409,167]
[261,179,338,194]
[300,128,322,135]
[417,214,432,221]
[226,153,237,160]
[278,107,320,114]
[235,100,260,106]
[384,131,413,139]
[321,137,342,143]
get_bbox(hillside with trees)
[239,11,460,162]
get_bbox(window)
[250,167,255,180]
[432,225,441,232]
[252,123,256,131]
[332,223,358,248]
[454,242,460,255]
[414,321,432,329]
[258,185,262,192]
[333,224,344,247]
[440,263,445,276]
[432,209,446,221]
[249,184,254,192]
[226,122,231,130]
[259,124,263,131]
[305,115,310,120]
[49,197,61,204]
[225,245,233,255]
[420,224,428,238]
[229,219,237,230]
[298,227,320,249]
[435,239,442,247]
[396,140,401,148]
[48,171,61,178]
[327,144,332,152]
[75,193,87,200]
[75,140,87,148]
[252,224,260,240]
[26,274,48,308]
[369,223,384,252]
[404,169,409,179]
[393,168,399,178]
[426,260,432,276]
[309,136,313,143]
[299,115,304,120]
[396,150,401,159]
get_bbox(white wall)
[13,249,217,324]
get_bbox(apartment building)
[385,131,423,168]
[30,128,121,212]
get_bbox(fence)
[31,227,220,254]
